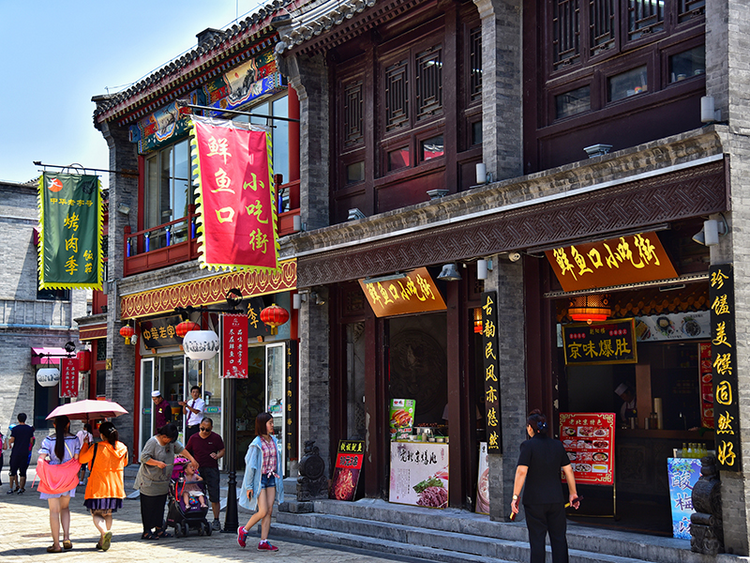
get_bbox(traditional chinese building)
[84,0,750,558]
[87,13,303,470]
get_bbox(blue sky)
[0,1,263,185]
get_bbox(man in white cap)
[152,390,172,429]
[615,383,636,425]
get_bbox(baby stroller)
[166,457,212,537]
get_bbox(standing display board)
[389,442,449,508]
[559,413,616,485]
[667,457,701,539]
[475,442,489,514]
[330,440,364,501]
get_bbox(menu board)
[559,412,616,485]
[389,442,449,508]
[475,442,489,514]
[667,457,701,539]
[634,311,711,342]
[330,440,364,501]
[390,399,416,441]
[699,343,714,429]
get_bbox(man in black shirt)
[511,410,579,563]
[7,413,35,494]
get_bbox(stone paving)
[0,465,415,563]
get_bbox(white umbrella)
[46,399,128,422]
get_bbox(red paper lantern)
[76,350,91,372]
[260,304,290,335]
[176,320,201,338]
[119,324,135,345]
[568,294,612,325]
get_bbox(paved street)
[0,466,411,563]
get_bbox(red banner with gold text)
[191,116,278,272]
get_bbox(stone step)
[276,510,666,563]
[278,499,746,563]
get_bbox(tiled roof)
[276,0,377,53]
[93,0,300,124]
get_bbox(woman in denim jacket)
[237,412,284,552]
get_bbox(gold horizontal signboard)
[359,267,447,317]
[546,232,678,292]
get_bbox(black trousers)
[524,502,569,563]
[139,492,168,532]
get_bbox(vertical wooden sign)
[481,291,502,453]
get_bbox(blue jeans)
[260,473,276,489]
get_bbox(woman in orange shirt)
[78,421,129,551]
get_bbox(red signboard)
[546,232,678,292]
[220,314,248,379]
[559,412,615,485]
[192,115,278,272]
[330,440,364,501]
[59,358,79,398]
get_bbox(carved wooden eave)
[291,127,729,287]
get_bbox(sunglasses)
[199,427,211,432]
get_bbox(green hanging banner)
[37,173,103,290]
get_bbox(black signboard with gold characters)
[141,315,183,349]
[710,264,741,472]
[481,291,502,453]
[563,319,637,366]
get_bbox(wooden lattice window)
[678,0,705,23]
[415,46,442,120]
[469,27,482,101]
[627,0,664,40]
[343,80,364,147]
[590,0,615,56]
[553,0,580,70]
[385,59,409,130]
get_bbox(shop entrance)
[233,343,288,474]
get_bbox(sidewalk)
[0,465,410,563]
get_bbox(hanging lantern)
[568,294,612,325]
[260,303,290,335]
[37,367,60,388]
[76,350,91,372]
[119,323,135,345]
[473,307,483,334]
[176,320,201,338]
[182,330,220,360]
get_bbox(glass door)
[266,343,286,475]
[139,357,156,457]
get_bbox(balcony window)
[669,45,705,83]
[421,135,444,162]
[144,138,192,247]
[555,85,591,119]
[347,161,365,184]
[608,66,648,102]
[389,147,410,171]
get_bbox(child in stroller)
[166,457,212,537]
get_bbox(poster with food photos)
[330,440,364,501]
[559,412,616,485]
[389,441,449,508]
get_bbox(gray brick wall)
[296,289,332,478]
[474,0,523,183]
[284,52,330,231]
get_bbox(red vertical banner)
[191,115,279,272]
[59,358,79,398]
[221,313,248,379]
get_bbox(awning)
[79,324,107,341]
[31,347,69,365]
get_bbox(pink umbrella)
[46,399,128,422]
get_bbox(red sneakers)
[237,526,249,548]
[258,540,279,552]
